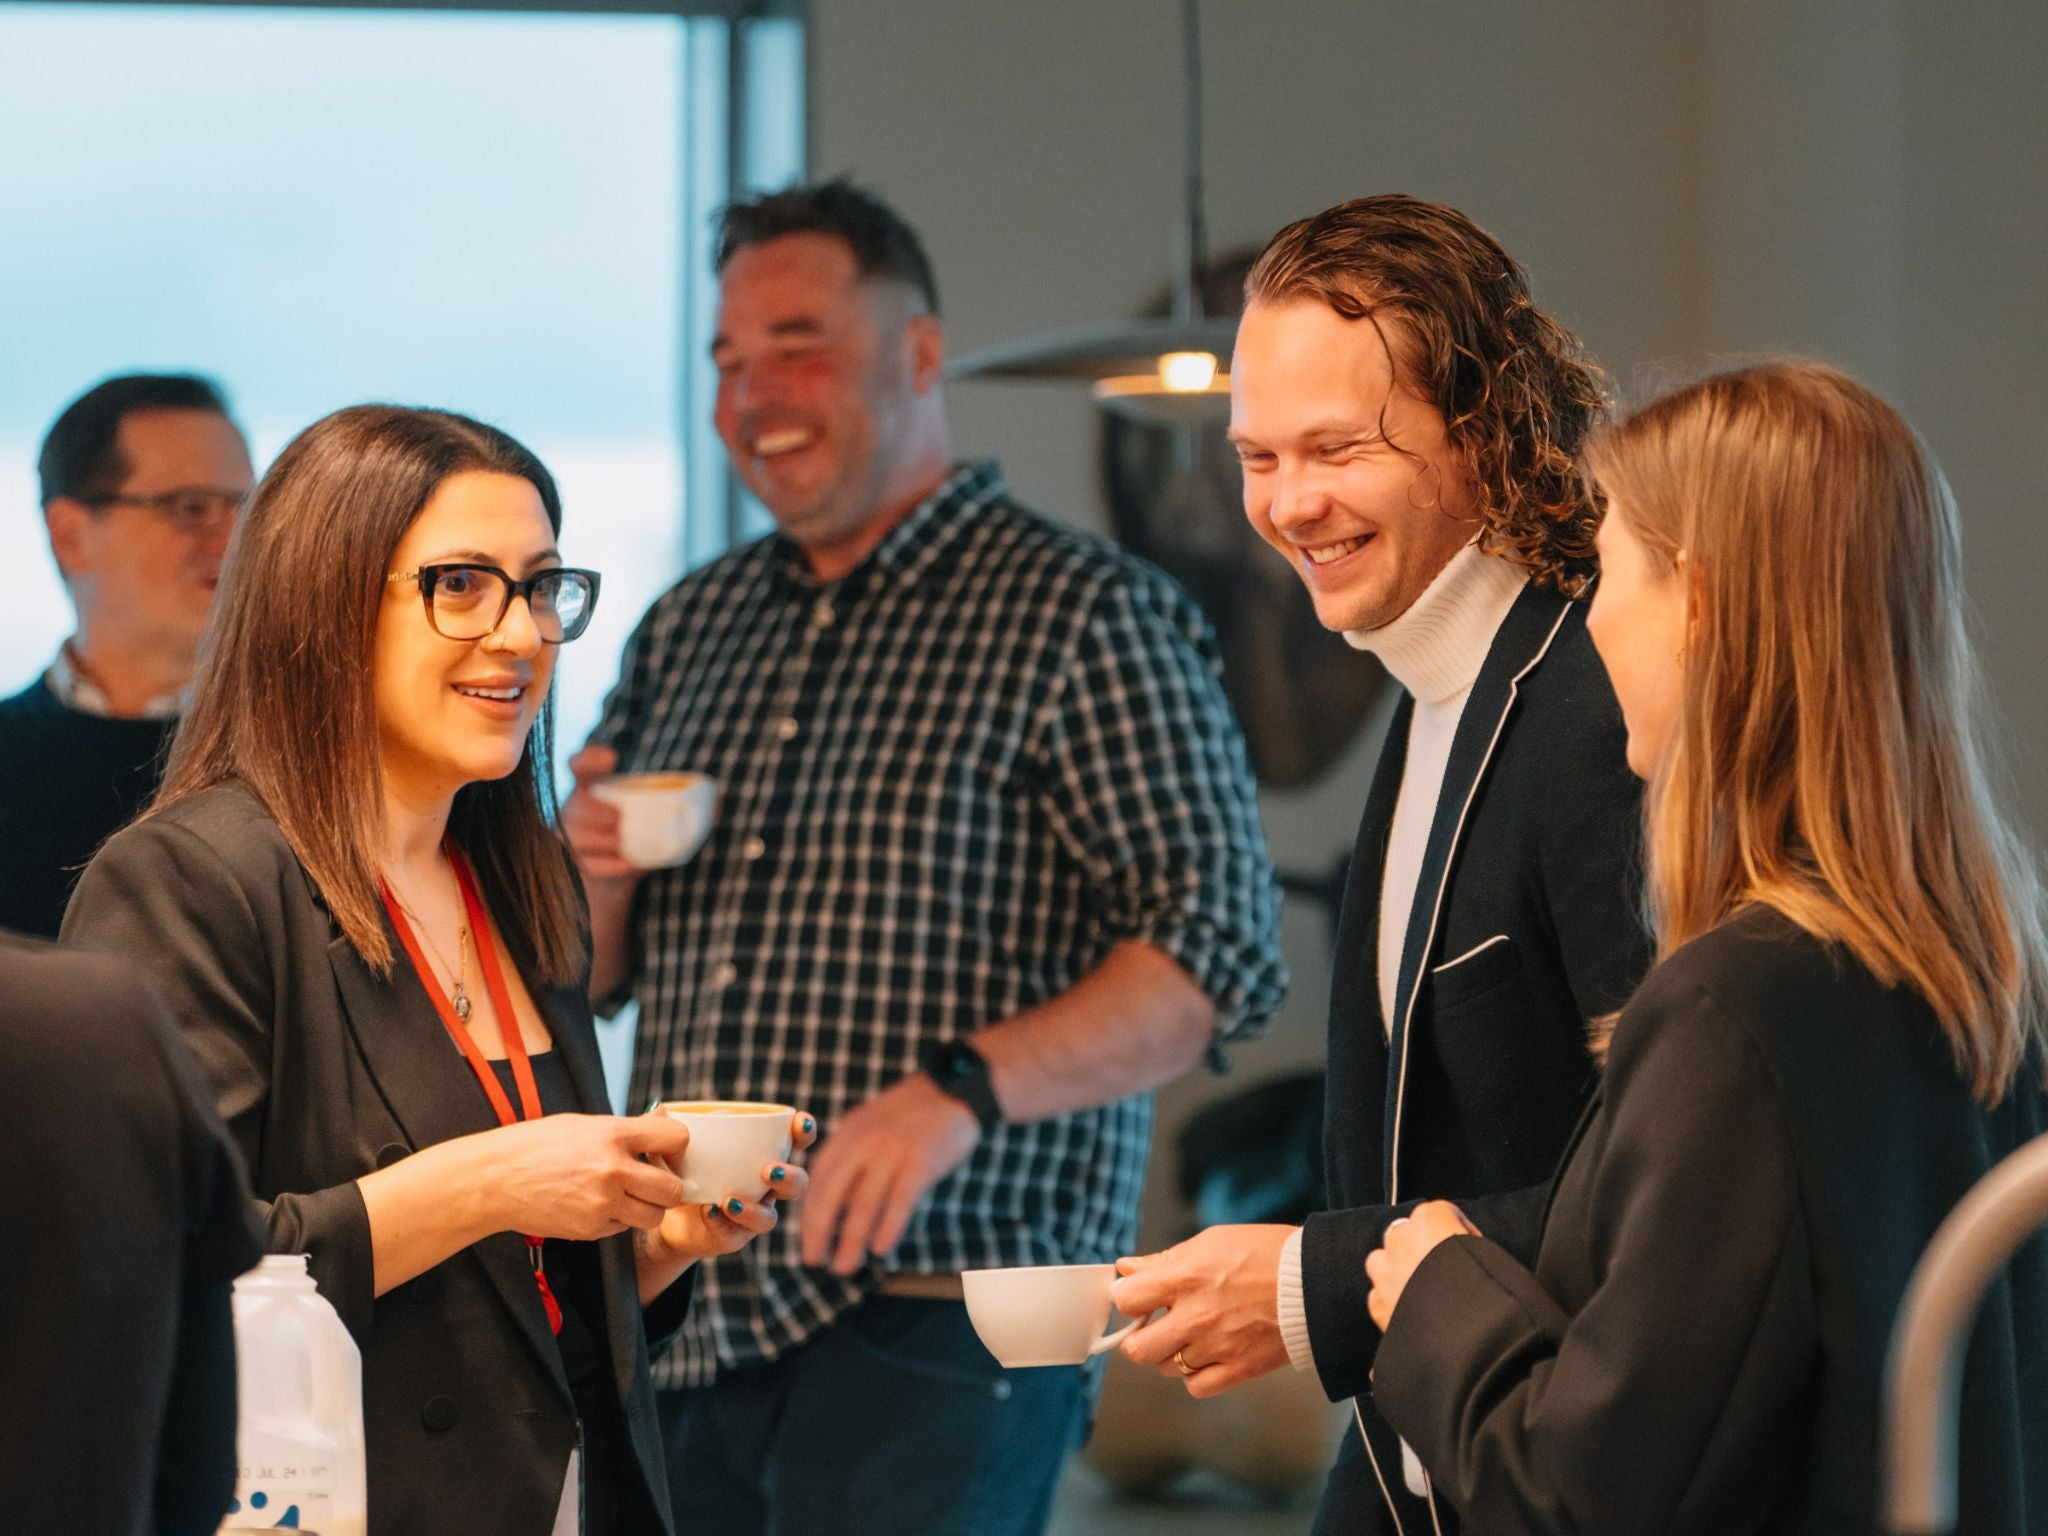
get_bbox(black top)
[62,784,693,1536]
[489,1051,628,1536]
[0,930,264,1536]
[1301,585,1651,1536]
[0,677,175,937]
[1377,907,2048,1536]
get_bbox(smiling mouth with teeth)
[752,427,817,458]
[455,684,525,702]
[1304,534,1372,567]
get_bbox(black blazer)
[1304,585,1650,1535]
[0,932,263,1536]
[1376,906,2048,1536]
[62,784,693,1536]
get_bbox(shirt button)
[713,962,739,988]
[775,716,800,741]
[811,602,836,629]
[742,835,767,861]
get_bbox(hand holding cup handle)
[1092,1313,1143,1356]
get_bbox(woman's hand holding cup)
[485,1112,697,1241]
[635,1107,818,1277]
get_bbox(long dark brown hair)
[1246,193,1606,593]
[1588,363,2046,1101]
[155,404,587,983]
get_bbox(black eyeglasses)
[83,486,246,530]
[385,563,602,644]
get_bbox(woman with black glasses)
[65,405,813,1535]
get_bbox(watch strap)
[922,1039,1003,1133]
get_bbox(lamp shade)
[947,317,1237,425]
[945,316,1237,381]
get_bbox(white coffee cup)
[961,1263,1138,1368]
[591,771,718,869]
[658,1100,794,1203]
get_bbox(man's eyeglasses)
[82,487,247,530]
[386,563,602,644]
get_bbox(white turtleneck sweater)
[1275,538,1528,1374]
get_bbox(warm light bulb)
[1158,351,1219,393]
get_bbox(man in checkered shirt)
[562,180,1285,1534]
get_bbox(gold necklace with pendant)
[388,884,473,1022]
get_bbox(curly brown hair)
[1245,194,1607,593]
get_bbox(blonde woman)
[1361,363,2048,1535]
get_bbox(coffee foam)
[612,772,707,792]
[660,1101,790,1117]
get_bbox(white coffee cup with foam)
[657,1100,794,1203]
[591,771,718,869]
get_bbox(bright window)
[0,1,805,772]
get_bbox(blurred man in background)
[0,373,252,936]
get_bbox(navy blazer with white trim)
[1303,582,1650,1536]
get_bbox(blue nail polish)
[706,1204,721,1219]
[727,1197,746,1215]
[770,1166,787,1182]
[802,1116,815,1135]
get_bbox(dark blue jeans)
[658,1296,1089,1536]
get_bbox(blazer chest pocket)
[1429,933,1521,1008]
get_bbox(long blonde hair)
[1588,362,2046,1101]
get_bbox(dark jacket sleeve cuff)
[642,1261,699,1351]
[1301,1202,1405,1401]
[264,1181,376,1343]
[1373,1236,1569,1470]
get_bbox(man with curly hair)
[1110,194,1652,1536]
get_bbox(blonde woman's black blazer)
[64,783,694,1536]
[1377,906,2048,1535]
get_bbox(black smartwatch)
[921,1038,1003,1133]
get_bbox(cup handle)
[1090,1318,1141,1356]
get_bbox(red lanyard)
[381,846,562,1336]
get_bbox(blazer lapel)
[325,923,571,1403]
[1382,583,1578,1201]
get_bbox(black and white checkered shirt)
[594,460,1285,1387]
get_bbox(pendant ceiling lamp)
[947,0,1232,428]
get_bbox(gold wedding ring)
[1174,1349,1193,1375]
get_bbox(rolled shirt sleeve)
[1034,566,1287,1040]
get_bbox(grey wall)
[807,0,2048,1229]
